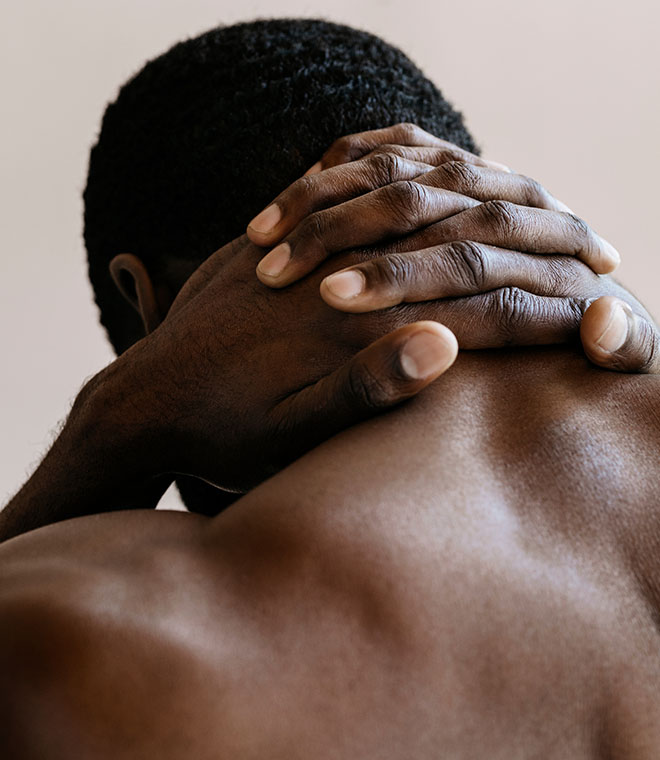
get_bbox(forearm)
[0,362,170,543]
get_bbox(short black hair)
[84,17,477,354]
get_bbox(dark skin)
[1,125,660,758]
[2,334,660,756]
[250,123,658,372]
[1,127,657,539]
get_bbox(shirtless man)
[1,19,659,759]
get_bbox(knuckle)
[446,241,487,291]
[490,286,535,342]
[480,199,520,235]
[441,148,468,163]
[521,175,552,208]
[298,210,326,245]
[396,122,419,141]
[436,160,480,193]
[346,360,398,409]
[368,151,404,185]
[566,213,591,241]
[368,253,414,289]
[288,174,315,204]
[485,288,585,345]
[332,134,354,154]
[383,180,426,230]
[568,296,589,322]
[565,214,602,262]
[497,285,530,321]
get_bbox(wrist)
[73,347,171,484]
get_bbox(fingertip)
[399,322,458,380]
[247,204,283,242]
[595,236,621,274]
[323,270,365,300]
[581,297,633,360]
[320,270,372,312]
[256,242,292,286]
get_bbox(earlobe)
[109,253,171,334]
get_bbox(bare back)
[2,347,660,759]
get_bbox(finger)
[269,321,458,458]
[320,243,598,313]
[395,288,587,349]
[248,150,516,249]
[417,162,570,212]
[256,182,479,287]
[364,145,510,172]
[421,201,620,275]
[580,296,660,373]
[307,122,508,172]
[256,189,618,287]
[316,122,455,168]
[247,153,433,246]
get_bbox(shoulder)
[0,504,371,758]
[0,510,217,757]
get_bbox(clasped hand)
[95,124,660,501]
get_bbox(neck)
[235,346,660,609]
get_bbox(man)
[2,19,655,528]
[1,19,659,758]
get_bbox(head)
[83,17,476,512]
[84,17,476,354]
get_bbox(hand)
[301,122,513,175]
[127,236,461,493]
[248,148,619,285]
[0,233,461,540]
[246,126,659,371]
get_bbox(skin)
[1,125,659,757]
[3,124,656,536]
[1,350,659,759]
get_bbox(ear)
[109,253,173,334]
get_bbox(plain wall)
[2,0,658,507]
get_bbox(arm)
[4,130,658,541]
[0,235,459,542]
[0,356,172,539]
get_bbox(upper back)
[3,347,660,759]
[220,345,660,758]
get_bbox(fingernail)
[323,270,365,300]
[400,331,450,379]
[598,236,621,269]
[248,204,282,235]
[304,161,322,176]
[596,302,629,353]
[485,159,512,173]
[257,242,290,279]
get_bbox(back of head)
[84,17,476,354]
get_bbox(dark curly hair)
[84,17,477,354]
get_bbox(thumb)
[580,296,660,373]
[270,321,458,458]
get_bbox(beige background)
[1,0,658,507]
